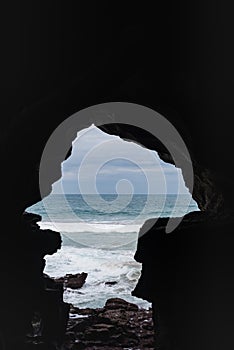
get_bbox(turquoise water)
[27,194,199,308]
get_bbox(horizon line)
[50,192,190,195]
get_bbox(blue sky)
[52,125,189,195]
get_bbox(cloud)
[97,165,179,175]
[52,126,189,194]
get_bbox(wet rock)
[64,298,154,349]
[105,297,139,311]
[54,272,88,289]
[105,281,118,286]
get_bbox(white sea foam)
[38,221,142,234]
[44,245,151,309]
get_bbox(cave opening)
[26,121,199,346]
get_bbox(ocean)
[27,194,199,309]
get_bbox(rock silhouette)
[54,272,88,290]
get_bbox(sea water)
[27,194,199,309]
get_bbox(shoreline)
[27,273,155,349]
[28,297,155,349]
[64,297,155,349]
[29,297,155,349]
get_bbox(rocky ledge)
[64,297,154,349]
[54,272,88,289]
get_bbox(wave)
[38,221,142,234]
[44,245,151,309]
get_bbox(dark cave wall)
[1,2,234,349]
[2,2,234,214]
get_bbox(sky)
[52,125,189,195]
